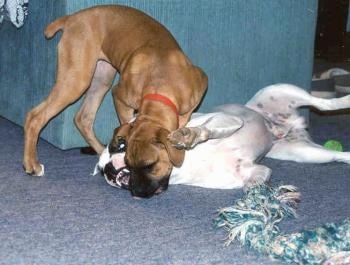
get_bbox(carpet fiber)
[0,112,350,265]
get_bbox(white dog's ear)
[156,128,185,167]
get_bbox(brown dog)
[23,5,207,194]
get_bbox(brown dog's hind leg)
[74,60,117,155]
[23,39,100,176]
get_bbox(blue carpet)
[0,114,349,265]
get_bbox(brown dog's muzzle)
[128,171,170,198]
[110,122,185,198]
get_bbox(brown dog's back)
[43,5,182,70]
[44,5,180,47]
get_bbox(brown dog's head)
[110,120,185,198]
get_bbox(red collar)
[142,93,179,124]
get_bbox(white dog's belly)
[169,105,274,189]
[170,144,245,189]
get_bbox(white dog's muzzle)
[94,144,130,189]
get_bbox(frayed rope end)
[214,184,350,265]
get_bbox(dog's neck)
[140,93,179,129]
[142,94,178,116]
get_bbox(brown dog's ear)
[156,128,185,167]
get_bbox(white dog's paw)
[243,165,271,190]
[168,127,208,150]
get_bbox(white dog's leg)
[309,94,350,111]
[267,139,350,164]
[247,83,350,114]
[168,112,243,149]
[242,164,272,190]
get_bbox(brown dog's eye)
[141,163,156,173]
[151,139,165,149]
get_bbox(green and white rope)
[214,185,350,265]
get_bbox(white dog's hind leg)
[309,94,350,111]
[247,83,350,113]
[267,140,350,164]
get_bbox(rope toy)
[214,184,350,264]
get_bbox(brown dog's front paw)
[23,162,45,177]
[168,127,201,150]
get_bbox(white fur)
[97,84,350,189]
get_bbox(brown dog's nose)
[129,173,169,199]
[130,187,157,199]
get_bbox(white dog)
[95,84,350,191]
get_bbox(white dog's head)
[94,137,130,190]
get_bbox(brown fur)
[23,5,207,179]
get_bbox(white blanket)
[0,0,28,28]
